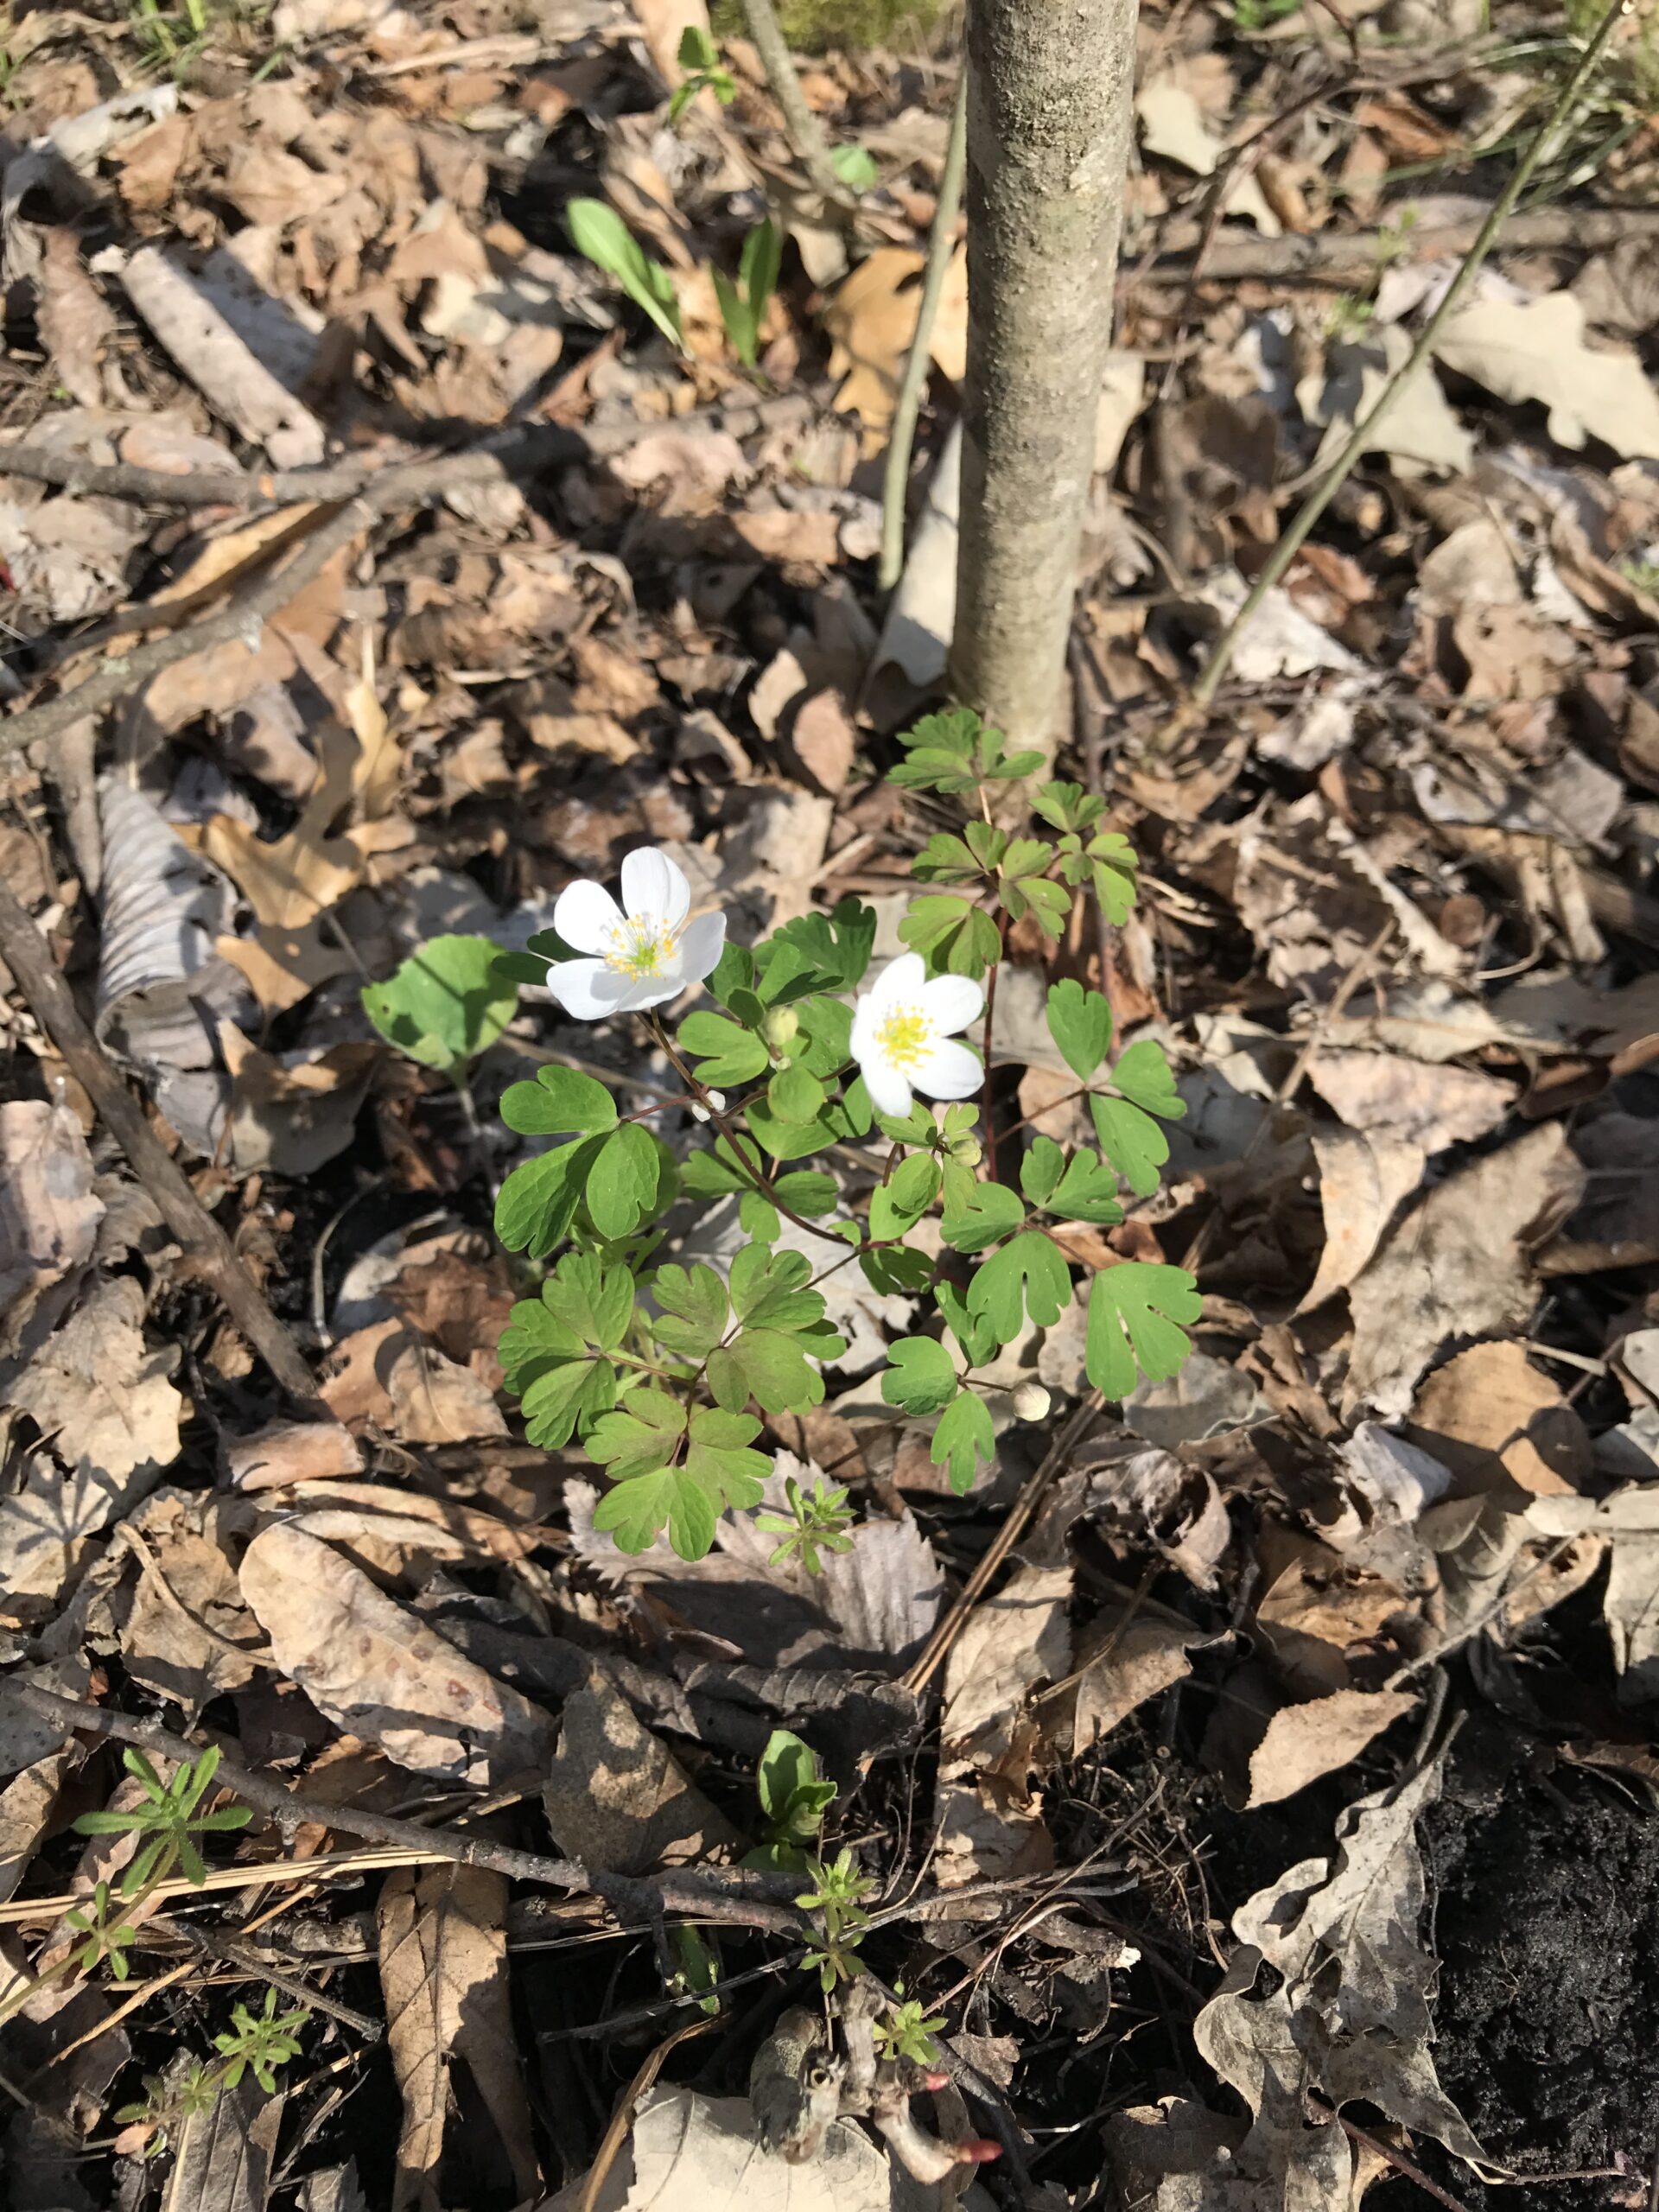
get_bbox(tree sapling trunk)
[950,0,1138,761]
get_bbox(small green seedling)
[756,1471,855,1573]
[714,216,781,371]
[669,1923,722,2015]
[796,1848,875,1992]
[65,1883,137,1982]
[746,1728,837,1871]
[669,24,736,123]
[874,1992,945,2066]
[74,1745,252,1892]
[830,142,878,192]
[566,198,683,352]
[361,935,519,1081]
[214,1992,311,2092]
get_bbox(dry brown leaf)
[1308,1050,1513,1153]
[321,1318,510,1445]
[542,1659,741,1874]
[1433,289,1659,461]
[377,1862,538,2212]
[556,2086,903,2212]
[1245,1687,1419,1807]
[788,691,857,794]
[823,245,967,442]
[1343,1124,1585,1417]
[238,1521,556,1783]
[226,1419,365,1491]
[940,1562,1071,1776]
[1297,1128,1426,1317]
[0,1101,103,1357]
[217,1026,379,1177]
[115,1491,265,1713]
[35,231,117,409]
[0,1747,77,1907]
[1067,1592,1206,1750]
[1408,1341,1589,1498]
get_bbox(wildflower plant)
[491,705,1198,1561]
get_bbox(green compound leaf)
[1084,1263,1201,1399]
[936,1281,1000,1367]
[493,1135,605,1258]
[593,1466,711,1560]
[518,1354,616,1449]
[1046,1150,1125,1225]
[880,1337,958,1416]
[932,1388,995,1495]
[1109,1038,1186,1120]
[1090,1094,1172,1198]
[360,935,518,1074]
[869,1154,940,1240]
[861,1244,933,1297]
[1088,832,1142,925]
[898,895,1001,978]
[649,1262,728,1359]
[792,993,854,1080]
[709,1323,844,1414]
[1045,979,1114,1083]
[586,1121,664,1239]
[938,1173,1026,1253]
[742,1095,842,1160]
[769,1061,827,1124]
[967,1231,1072,1343]
[729,1243,818,1328]
[677,1008,770,1086]
[497,1298,582,1397]
[686,1405,772,1503]
[537,1249,636,1350]
[1020,1135,1065,1206]
[499,1064,618,1138]
[585,1391,688,1481]
[774,1169,838,1216]
[740,1191,780,1243]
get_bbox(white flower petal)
[621,847,690,931]
[920,972,985,1037]
[868,951,926,1013]
[554,880,625,957]
[677,910,726,983]
[618,973,688,1012]
[546,957,633,1020]
[912,1036,982,1101]
[849,995,876,1063]
[861,1057,915,1118]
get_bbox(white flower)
[546,848,726,1020]
[849,951,983,1119]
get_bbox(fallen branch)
[737,0,858,212]
[0,874,320,1406]
[879,73,967,593]
[3,1683,806,1938]
[1148,201,1659,286]
[1191,0,1630,709]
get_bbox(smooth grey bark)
[950,0,1138,758]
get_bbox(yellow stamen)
[605,912,682,978]
[874,1005,933,1072]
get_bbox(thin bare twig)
[737,0,858,211]
[879,73,968,592]
[0,875,319,1405]
[1190,0,1632,709]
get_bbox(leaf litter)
[2,0,1659,2207]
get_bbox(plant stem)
[879,74,968,594]
[1190,0,1630,709]
[736,0,857,212]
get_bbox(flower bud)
[948,1134,982,1168]
[690,1089,728,1123]
[760,1006,800,1053]
[1010,1381,1051,1423]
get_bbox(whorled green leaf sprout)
[489,706,1198,1562]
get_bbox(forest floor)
[3,0,1659,2208]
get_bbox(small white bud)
[1011,1381,1051,1422]
[690,1089,727,1123]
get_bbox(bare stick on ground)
[737,0,857,211]
[879,73,968,593]
[1190,0,1630,711]
[0,875,320,1405]
[950,0,1139,764]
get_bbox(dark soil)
[1411,1723,1659,2210]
